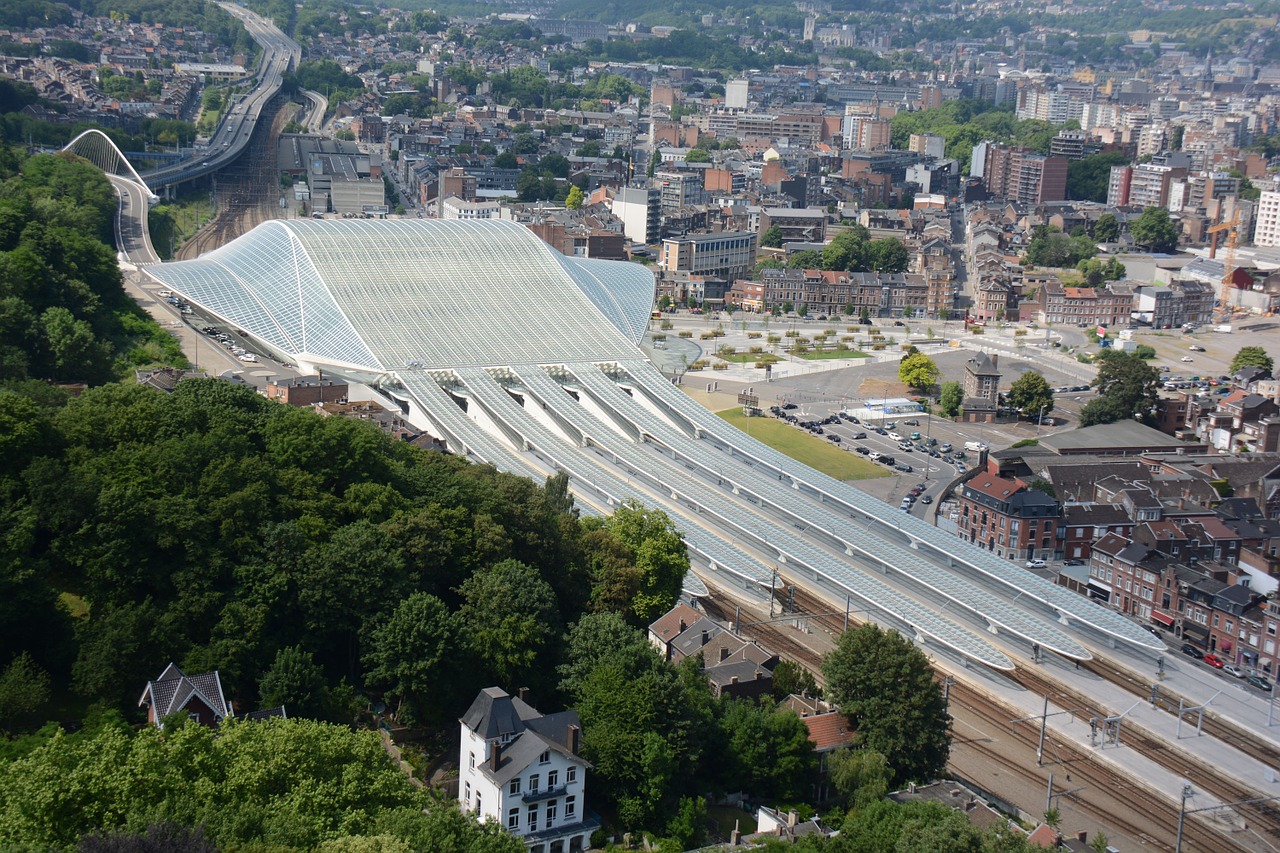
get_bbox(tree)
[1080,350,1161,426]
[898,352,939,393]
[361,593,459,724]
[0,718,426,849]
[605,502,689,623]
[771,659,820,701]
[822,227,870,271]
[684,148,710,163]
[828,747,891,809]
[1230,346,1274,374]
[761,225,783,248]
[938,381,963,418]
[787,249,822,270]
[493,150,518,169]
[459,558,561,691]
[822,623,949,786]
[1129,206,1179,253]
[1093,213,1120,243]
[717,700,816,801]
[565,185,585,209]
[867,238,909,273]
[259,645,331,720]
[0,652,49,733]
[1005,372,1054,420]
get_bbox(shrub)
[747,331,763,339]
[678,330,693,338]
[749,346,764,354]
[712,362,728,370]
[767,335,782,343]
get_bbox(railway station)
[142,217,1162,676]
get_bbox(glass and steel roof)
[617,360,1163,653]
[146,220,654,371]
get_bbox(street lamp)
[1037,403,1048,436]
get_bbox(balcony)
[521,783,569,804]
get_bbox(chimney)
[730,675,739,684]
[991,354,998,369]
[678,619,686,633]
[720,647,730,661]
[518,687,530,706]
[567,723,580,755]
[787,809,798,829]
[701,629,710,646]
[1076,831,1088,843]
[490,741,502,772]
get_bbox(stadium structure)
[146,219,1164,671]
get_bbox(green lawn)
[717,409,889,480]
[796,348,870,360]
[718,351,780,364]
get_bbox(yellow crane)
[1207,213,1240,313]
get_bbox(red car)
[1203,654,1226,669]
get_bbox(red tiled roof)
[649,603,703,642]
[802,712,857,752]
[967,474,1024,500]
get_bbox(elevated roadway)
[142,2,299,189]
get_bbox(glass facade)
[146,219,655,372]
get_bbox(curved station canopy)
[147,219,1164,671]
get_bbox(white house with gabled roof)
[458,687,598,853]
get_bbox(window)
[567,767,577,785]
[469,752,476,770]
[539,750,551,765]
[529,774,540,793]
[547,799,558,824]
[548,770,559,788]
[508,808,520,830]
[528,804,539,832]
[510,779,521,795]
[476,793,482,815]
[464,782,471,807]
[565,795,576,819]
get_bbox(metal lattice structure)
[63,129,157,201]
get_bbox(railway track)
[177,97,287,259]
[703,576,1276,852]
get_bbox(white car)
[238,354,258,363]
[1181,356,1194,362]
[1026,558,1047,569]
[888,432,903,442]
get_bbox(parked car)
[852,431,867,439]
[894,463,913,472]
[940,443,953,453]
[888,432,904,442]
[1189,345,1205,352]
[1063,559,1085,567]
[883,421,897,430]
[910,431,922,441]
[920,495,933,504]
[903,419,920,426]
[1026,558,1047,569]
[1180,644,1203,660]
[868,450,882,460]
[1222,664,1247,678]
[855,446,871,455]
[1203,654,1225,668]
[1248,674,1273,692]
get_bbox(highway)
[109,174,160,266]
[142,2,300,189]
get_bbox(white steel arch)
[63,129,158,201]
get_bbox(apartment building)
[660,231,757,282]
[1034,281,1132,328]
[955,473,1062,561]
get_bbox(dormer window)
[539,749,551,765]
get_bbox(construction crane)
[1207,213,1240,313]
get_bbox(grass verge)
[796,348,870,360]
[717,409,889,480]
